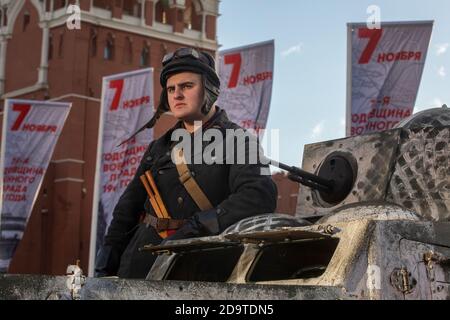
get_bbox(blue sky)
[218,0,450,167]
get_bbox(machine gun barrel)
[264,157,334,193]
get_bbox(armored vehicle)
[1,107,449,300]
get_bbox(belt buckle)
[179,170,191,184]
[157,218,170,232]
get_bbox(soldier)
[95,47,277,278]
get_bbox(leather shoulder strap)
[173,148,213,211]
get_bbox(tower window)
[23,11,30,31]
[123,37,133,65]
[123,0,141,18]
[140,42,150,67]
[184,0,202,31]
[155,0,170,25]
[90,29,97,57]
[184,5,192,29]
[104,33,115,60]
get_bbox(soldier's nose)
[174,87,184,99]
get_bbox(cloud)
[311,121,324,139]
[438,66,446,78]
[281,43,303,57]
[436,43,449,56]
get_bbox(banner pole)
[88,78,106,277]
[345,24,353,137]
[0,100,9,233]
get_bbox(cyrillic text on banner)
[347,21,433,136]
[90,68,154,273]
[218,40,274,136]
[0,99,71,272]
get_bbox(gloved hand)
[161,209,221,244]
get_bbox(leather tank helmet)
[120,48,221,145]
[158,47,221,117]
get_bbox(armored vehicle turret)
[142,106,450,300]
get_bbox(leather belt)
[143,214,186,232]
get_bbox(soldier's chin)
[172,109,190,120]
[174,112,200,123]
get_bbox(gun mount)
[264,153,357,207]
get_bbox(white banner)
[218,40,274,134]
[89,68,154,275]
[347,21,433,136]
[0,99,71,272]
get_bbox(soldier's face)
[166,72,204,122]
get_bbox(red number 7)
[109,79,124,111]
[358,28,383,64]
[11,104,31,131]
[224,53,242,88]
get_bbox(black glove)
[162,209,221,243]
[94,245,121,277]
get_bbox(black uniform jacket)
[96,108,277,278]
